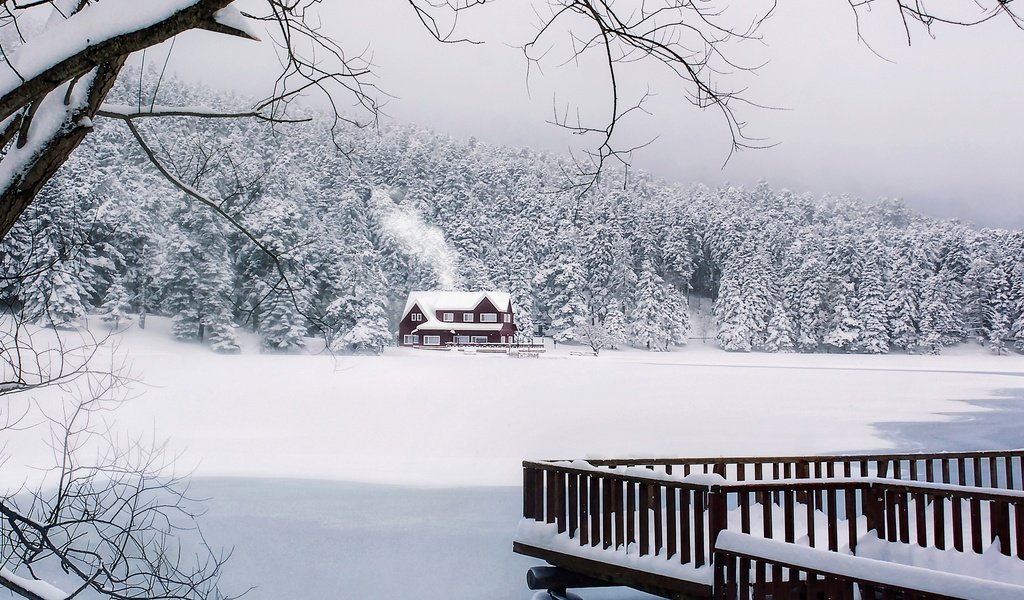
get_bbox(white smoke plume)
[370,189,460,290]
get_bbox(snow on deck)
[717,531,1024,599]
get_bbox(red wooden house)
[398,291,518,347]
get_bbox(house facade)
[398,291,518,347]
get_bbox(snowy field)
[4,318,1024,599]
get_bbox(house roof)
[402,291,513,332]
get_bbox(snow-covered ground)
[5,316,1024,487]
[4,318,1024,600]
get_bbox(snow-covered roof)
[402,291,513,332]
[403,291,511,316]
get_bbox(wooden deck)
[514,450,1024,600]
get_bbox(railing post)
[864,483,885,541]
[523,465,535,519]
[709,488,728,561]
[709,488,728,598]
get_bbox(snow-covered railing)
[580,449,1024,491]
[713,531,1024,600]
[516,451,1024,599]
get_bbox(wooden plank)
[784,490,795,544]
[546,469,557,524]
[771,564,784,600]
[719,552,733,600]
[695,491,706,567]
[739,556,750,600]
[666,486,678,560]
[805,491,816,548]
[579,473,589,547]
[991,500,1011,556]
[614,479,625,550]
[952,495,964,552]
[602,476,613,550]
[1016,502,1024,560]
[740,491,751,535]
[710,491,728,549]
[654,484,664,556]
[933,494,946,551]
[568,472,578,538]
[754,560,766,600]
[627,481,637,548]
[512,542,714,600]
[590,474,601,548]
[865,486,885,540]
[533,468,545,522]
[846,488,858,553]
[885,489,898,542]
[556,470,567,534]
[827,487,838,552]
[680,490,692,565]
[523,467,535,519]
[914,492,927,547]
[762,493,773,541]
[639,482,650,556]
[898,492,910,544]
[970,497,983,553]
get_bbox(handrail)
[575,448,1024,467]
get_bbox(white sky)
[163,1,1024,228]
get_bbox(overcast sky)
[166,1,1024,228]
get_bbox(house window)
[411,313,423,322]
[403,335,419,345]
[455,335,471,344]
[424,335,441,346]
[471,336,488,344]
[463,313,474,322]
[480,313,497,323]
[503,314,511,323]
[443,313,454,322]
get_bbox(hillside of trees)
[1,74,1022,355]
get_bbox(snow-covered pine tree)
[855,255,889,354]
[99,276,133,329]
[335,297,391,354]
[534,222,588,342]
[823,287,861,352]
[603,299,628,350]
[631,261,668,350]
[763,301,796,352]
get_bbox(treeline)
[1,72,1022,355]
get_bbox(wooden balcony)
[514,450,1024,600]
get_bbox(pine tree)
[335,297,391,354]
[763,301,795,352]
[99,277,133,329]
[603,299,628,350]
[714,271,753,352]
[855,258,889,354]
[631,262,667,350]
[824,288,860,352]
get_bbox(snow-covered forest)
[1,73,1022,356]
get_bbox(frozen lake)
[4,320,1024,599]
[193,395,1024,600]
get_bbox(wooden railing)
[517,450,1024,599]
[581,449,1024,490]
